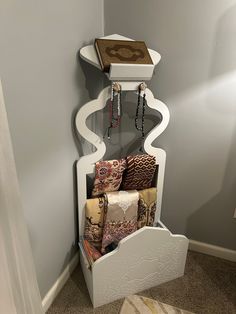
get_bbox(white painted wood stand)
[75,34,188,308]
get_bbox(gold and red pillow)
[122,154,156,190]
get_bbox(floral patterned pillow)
[92,159,126,197]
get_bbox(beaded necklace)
[135,83,147,139]
[106,82,122,139]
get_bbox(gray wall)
[104,0,236,250]
[0,0,104,298]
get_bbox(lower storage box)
[79,226,188,308]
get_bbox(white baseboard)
[42,252,79,312]
[189,240,236,262]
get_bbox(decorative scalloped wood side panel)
[83,227,188,307]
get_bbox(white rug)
[120,295,194,314]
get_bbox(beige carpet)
[120,295,194,314]
[47,251,236,314]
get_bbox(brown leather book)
[94,39,153,72]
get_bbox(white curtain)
[0,80,44,314]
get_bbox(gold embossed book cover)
[94,39,153,73]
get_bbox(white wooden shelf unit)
[76,34,189,308]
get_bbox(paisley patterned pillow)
[92,159,126,196]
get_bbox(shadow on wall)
[103,0,236,250]
[72,52,104,158]
[186,124,236,250]
[68,47,104,255]
[187,4,236,250]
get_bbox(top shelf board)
[80,34,161,81]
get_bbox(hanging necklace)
[106,82,122,139]
[135,82,147,140]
